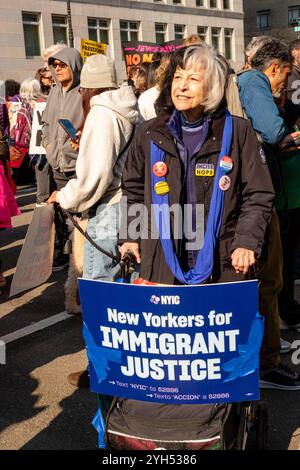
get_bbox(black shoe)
[279,301,300,328]
[52,254,69,272]
[67,369,90,388]
[280,318,300,332]
[259,364,300,390]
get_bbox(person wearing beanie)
[48,53,139,387]
[48,53,138,213]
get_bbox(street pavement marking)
[15,186,36,196]
[0,311,73,344]
[0,239,24,251]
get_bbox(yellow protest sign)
[80,39,107,62]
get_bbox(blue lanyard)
[151,110,233,285]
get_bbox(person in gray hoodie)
[42,47,83,270]
[42,47,83,185]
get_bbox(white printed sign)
[29,101,47,155]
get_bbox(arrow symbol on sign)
[245,393,254,396]
[146,394,153,397]
[109,381,116,385]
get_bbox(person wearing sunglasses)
[42,47,83,271]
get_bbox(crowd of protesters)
[1,33,300,446]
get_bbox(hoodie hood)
[49,47,83,91]
[89,85,139,125]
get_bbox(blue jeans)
[83,203,121,281]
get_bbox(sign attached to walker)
[79,279,263,405]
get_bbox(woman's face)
[41,76,52,88]
[171,64,208,122]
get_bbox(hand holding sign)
[231,248,255,275]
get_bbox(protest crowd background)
[1,32,300,450]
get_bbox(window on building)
[288,6,300,27]
[155,23,167,43]
[197,26,208,43]
[173,0,183,4]
[88,18,110,44]
[174,24,186,40]
[120,20,139,43]
[223,0,230,9]
[52,15,67,44]
[210,0,218,8]
[22,12,41,57]
[225,28,233,60]
[257,10,271,30]
[196,0,205,6]
[211,27,221,52]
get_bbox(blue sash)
[151,110,233,285]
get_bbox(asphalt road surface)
[0,185,300,450]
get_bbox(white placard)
[29,101,47,155]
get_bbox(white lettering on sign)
[100,326,239,355]
[161,295,180,305]
[121,357,222,381]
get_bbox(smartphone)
[58,119,78,141]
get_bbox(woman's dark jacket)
[121,109,275,284]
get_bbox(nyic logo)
[150,295,160,305]
[150,295,180,305]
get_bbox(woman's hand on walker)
[231,248,255,275]
[119,242,141,264]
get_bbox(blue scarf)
[151,110,233,285]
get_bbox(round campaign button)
[220,156,234,173]
[154,181,170,196]
[219,175,231,192]
[152,161,168,177]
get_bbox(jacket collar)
[147,110,179,157]
[148,108,226,157]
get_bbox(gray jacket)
[42,47,83,172]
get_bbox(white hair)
[20,78,44,103]
[182,44,227,114]
[43,43,68,62]
[245,36,274,64]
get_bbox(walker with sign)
[79,270,268,450]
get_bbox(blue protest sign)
[79,279,263,405]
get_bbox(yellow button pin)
[154,181,170,196]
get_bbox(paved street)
[0,185,300,450]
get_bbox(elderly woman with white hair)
[121,44,275,284]
[19,78,45,105]
[116,45,275,449]
[10,78,45,184]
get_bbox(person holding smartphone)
[42,47,83,271]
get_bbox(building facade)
[0,0,244,83]
[244,0,300,44]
